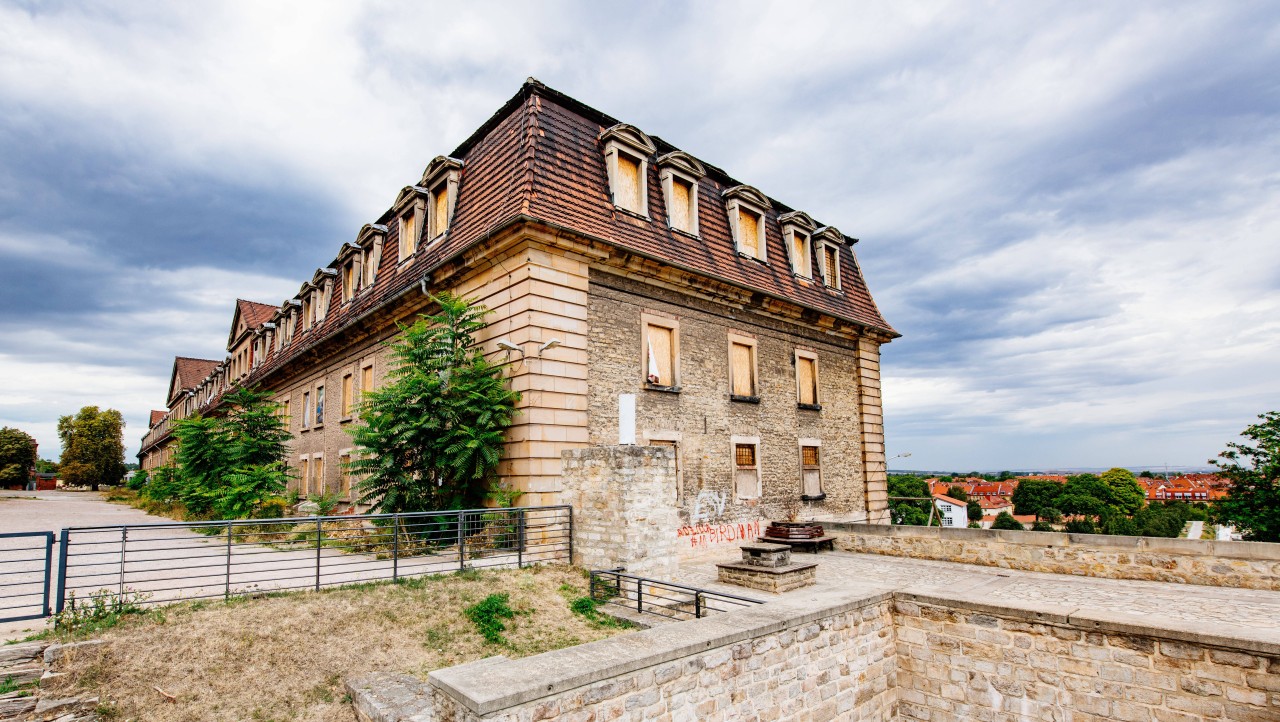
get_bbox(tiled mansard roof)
[173,79,898,417]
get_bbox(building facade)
[138,80,899,524]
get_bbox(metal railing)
[589,569,761,622]
[0,531,54,623]
[56,505,572,613]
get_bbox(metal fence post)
[118,528,128,602]
[636,577,643,613]
[458,511,466,572]
[567,506,573,565]
[41,532,54,618]
[695,591,703,619]
[55,529,68,615]
[315,518,323,592]
[224,521,233,600]
[392,515,401,582]
[516,509,525,568]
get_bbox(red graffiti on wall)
[676,520,763,548]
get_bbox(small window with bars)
[734,442,760,499]
[801,445,823,499]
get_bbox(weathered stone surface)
[346,672,437,722]
[0,693,38,718]
[0,641,47,667]
[44,640,104,666]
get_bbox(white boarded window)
[796,351,819,407]
[801,443,823,498]
[615,152,643,213]
[738,208,762,258]
[601,124,655,218]
[643,314,679,388]
[733,438,761,499]
[657,151,705,236]
[791,231,811,278]
[728,334,758,399]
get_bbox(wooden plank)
[670,179,691,232]
[738,209,759,256]
[730,342,754,396]
[647,324,673,385]
[798,357,816,404]
[616,153,641,211]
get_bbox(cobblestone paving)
[674,550,1280,635]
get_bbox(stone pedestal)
[717,542,818,593]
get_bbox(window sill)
[668,225,700,239]
[644,383,681,394]
[736,251,768,264]
[312,424,324,431]
[300,427,310,433]
[797,403,822,412]
[801,493,827,502]
[612,205,651,221]
[730,394,761,404]
[340,417,353,424]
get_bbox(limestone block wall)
[559,445,681,577]
[895,593,1280,722]
[830,523,1280,591]
[428,590,899,722]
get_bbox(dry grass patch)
[43,566,628,722]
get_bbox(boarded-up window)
[738,208,761,257]
[797,356,818,405]
[340,454,352,499]
[646,324,674,386]
[735,443,759,498]
[615,152,642,212]
[342,263,354,302]
[341,374,353,417]
[650,439,681,500]
[301,298,311,330]
[430,184,449,238]
[401,213,417,258]
[361,365,374,397]
[313,456,324,496]
[669,178,693,233]
[299,458,310,496]
[730,341,755,397]
[364,244,380,286]
[822,245,839,288]
[801,445,822,497]
[792,233,810,277]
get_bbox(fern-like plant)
[348,293,520,514]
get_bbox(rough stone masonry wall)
[428,590,899,722]
[894,592,1280,722]
[559,445,681,578]
[586,272,873,555]
[832,523,1280,591]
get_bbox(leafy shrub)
[991,512,1025,531]
[1031,521,1056,532]
[257,497,290,520]
[55,588,150,635]
[465,593,516,644]
[126,468,149,491]
[1065,518,1098,534]
[308,492,341,517]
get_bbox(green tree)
[991,512,1025,531]
[887,475,935,526]
[349,294,520,514]
[57,406,126,491]
[126,467,150,491]
[170,387,292,520]
[1211,411,1280,542]
[35,458,59,474]
[0,427,38,487]
[1039,507,1063,524]
[1099,467,1146,514]
[946,485,969,501]
[966,499,983,522]
[1011,480,1063,519]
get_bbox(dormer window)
[657,151,706,237]
[723,185,771,262]
[779,211,817,279]
[398,211,418,261]
[300,295,312,331]
[600,124,657,218]
[420,156,462,243]
[356,223,386,288]
[814,226,845,290]
[342,262,355,303]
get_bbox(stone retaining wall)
[428,590,899,721]
[350,584,1280,721]
[830,523,1280,591]
[894,592,1280,722]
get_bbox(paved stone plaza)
[673,548,1280,637]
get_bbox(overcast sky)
[1,1,1277,471]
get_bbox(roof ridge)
[520,91,541,216]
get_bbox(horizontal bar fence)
[589,568,762,622]
[55,506,572,615]
[0,531,55,623]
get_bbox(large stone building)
[138,80,898,524]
